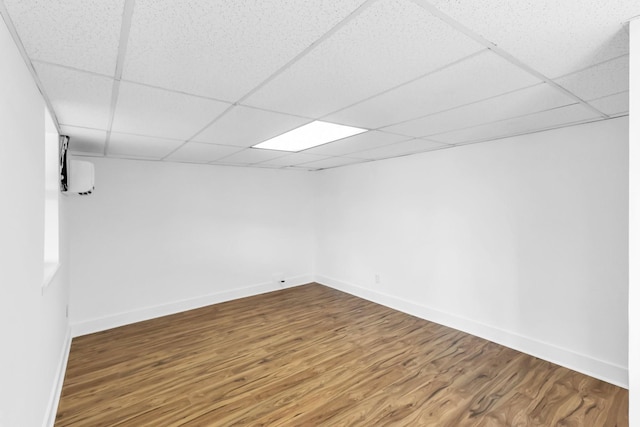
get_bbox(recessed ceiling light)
[252,121,367,152]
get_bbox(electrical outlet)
[272,273,285,288]
[65,304,69,318]
[375,274,381,284]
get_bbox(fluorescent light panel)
[252,120,367,151]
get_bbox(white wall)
[0,18,70,427]
[314,117,629,387]
[629,17,639,426]
[68,158,315,334]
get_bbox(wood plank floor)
[56,284,628,426]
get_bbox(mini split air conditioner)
[65,160,95,195]
[60,135,95,195]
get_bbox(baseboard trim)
[43,325,72,427]
[316,274,628,388]
[71,275,313,337]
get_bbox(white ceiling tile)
[300,157,369,169]
[164,142,242,163]
[3,0,125,75]
[432,104,601,145]
[303,131,409,156]
[217,148,287,164]
[244,0,484,118]
[193,106,311,147]
[122,0,368,101]
[111,82,231,140]
[356,139,448,160]
[61,126,107,154]
[258,153,330,167]
[326,51,540,128]
[108,132,185,159]
[34,63,113,130]
[384,83,577,138]
[554,56,629,101]
[587,92,629,116]
[427,0,638,77]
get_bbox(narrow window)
[43,107,59,287]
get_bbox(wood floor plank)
[56,284,628,426]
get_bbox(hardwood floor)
[56,284,628,426]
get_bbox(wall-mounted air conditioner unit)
[60,135,95,195]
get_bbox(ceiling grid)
[0,0,636,170]
[103,0,136,156]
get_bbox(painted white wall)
[68,158,315,334]
[629,17,639,427]
[314,118,629,387]
[0,18,70,427]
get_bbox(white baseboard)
[43,325,72,427]
[315,274,628,388]
[71,275,313,337]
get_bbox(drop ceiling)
[1,0,636,171]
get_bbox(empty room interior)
[1,0,639,426]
